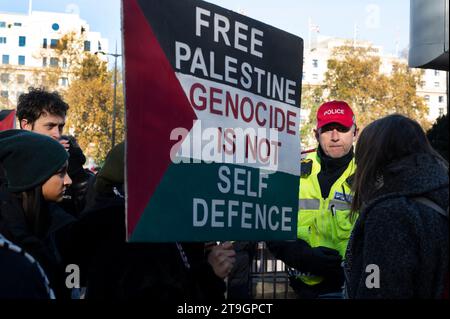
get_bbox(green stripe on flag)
[130,162,298,242]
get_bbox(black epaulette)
[346,174,354,187]
[300,159,313,177]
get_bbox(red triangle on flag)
[123,0,197,238]
[0,110,16,131]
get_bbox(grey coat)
[344,153,449,299]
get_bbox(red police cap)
[316,100,355,129]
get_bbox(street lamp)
[95,44,122,149]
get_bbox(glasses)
[320,124,351,133]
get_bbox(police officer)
[268,100,358,299]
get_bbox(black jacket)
[0,192,75,299]
[0,233,54,299]
[344,153,449,299]
[58,137,95,218]
[0,188,126,299]
[84,191,226,301]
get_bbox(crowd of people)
[0,87,448,300]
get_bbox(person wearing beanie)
[0,130,69,193]
[81,141,125,213]
[94,141,125,196]
[83,142,234,301]
[15,87,93,217]
[0,132,152,300]
[268,100,359,299]
[0,129,75,299]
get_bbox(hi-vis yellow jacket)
[297,151,357,286]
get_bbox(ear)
[313,128,320,141]
[20,119,33,131]
[353,126,359,141]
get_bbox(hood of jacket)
[369,153,448,211]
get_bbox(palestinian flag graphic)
[123,0,304,242]
[0,110,16,131]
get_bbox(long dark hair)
[351,114,448,215]
[19,185,49,238]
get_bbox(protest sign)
[123,0,303,241]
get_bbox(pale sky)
[1,0,411,65]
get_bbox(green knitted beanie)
[0,129,69,192]
[94,141,124,194]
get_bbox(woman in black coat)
[344,114,448,299]
[0,130,74,299]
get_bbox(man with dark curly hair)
[17,87,69,146]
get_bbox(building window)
[50,57,59,67]
[43,38,47,48]
[1,73,9,83]
[424,95,430,102]
[439,108,444,117]
[312,59,318,68]
[434,82,440,87]
[434,70,439,76]
[18,36,26,47]
[84,40,91,52]
[18,55,25,65]
[52,23,60,31]
[50,39,58,49]
[312,74,318,80]
[17,74,25,84]
[438,96,444,103]
[62,58,68,69]
[42,57,47,67]
[2,55,9,64]
[14,22,22,27]
[61,77,69,87]
[0,91,8,98]
[0,37,6,44]
[0,21,5,28]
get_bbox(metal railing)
[249,242,296,299]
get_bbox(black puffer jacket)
[344,153,449,299]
